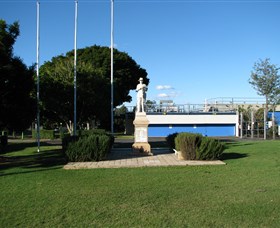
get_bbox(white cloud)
[156,85,174,90]
[156,91,182,100]
[157,93,169,98]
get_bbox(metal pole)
[251,110,254,139]
[264,105,267,140]
[240,112,243,139]
[74,0,78,136]
[110,0,114,134]
[272,107,275,140]
[36,1,40,152]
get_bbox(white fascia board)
[146,114,238,125]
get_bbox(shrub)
[0,135,8,146]
[166,133,178,151]
[0,135,8,153]
[175,133,202,160]
[62,135,79,153]
[32,129,55,140]
[65,134,111,162]
[168,132,225,160]
[78,129,114,149]
[78,129,107,137]
[196,137,225,160]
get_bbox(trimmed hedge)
[32,129,55,140]
[62,135,79,153]
[175,133,202,160]
[196,137,225,160]
[0,135,8,153]
[166,132,178,151]
[62,129,114,162]
[65,134,112,162]
[77,129,114,149]
[78,129,107,137]
[167,132,225,160]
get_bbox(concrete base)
[132,142,153,155]
[133,112,151,155]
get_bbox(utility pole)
[74,0,78,136]
[36,1,40,152]
[110,0,114,134]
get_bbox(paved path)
[63,148,226,169]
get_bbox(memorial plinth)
[132,112,152,155]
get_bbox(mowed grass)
[0,139,280,227]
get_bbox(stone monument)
[132,77,152,155]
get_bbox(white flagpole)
[110,0,114,134]
[36,1,40,152]
[74,0,78,136]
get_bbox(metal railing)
[126,103,237,114]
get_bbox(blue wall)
[268,111,280,124]
[148,124,235,137]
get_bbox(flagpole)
[36,1,40,152]
[110,0,114,134]
[74,0,78,136]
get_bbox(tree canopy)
[39,45,149,131]
[249,58,280,105]
[0,19,36,131]
[249,58,280,139]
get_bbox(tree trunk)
[264,97,268,140]
[66,121,73,135]
[272,107,275,140]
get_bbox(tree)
[0,20,36,132]
[114,105,127,133]
[249,58,280,139]
[39,45,149,131]
[146,100,157,112]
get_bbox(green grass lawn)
[0,139,280,227]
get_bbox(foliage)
[32,129,55,140]
[65,134,111,162]
[114,105,127,133]
[0,135,8,153]
[78,129,114,148]
[268,126,278,138]
[78,129,107,136]
[0,19,19,61]
[175,133,202,160]
[249,58,280,104]
[238,105,254,122]
[170,132,224,160]
[62,135,79,153]
[39,45,149,131]
[0,20,36,131]
[62,129,114,161]
[196,137,225,160]
[249,58,280,139]
[146,100,157,112]
[166,132,178,151]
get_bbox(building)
[125,97,279,137]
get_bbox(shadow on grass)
[0,141,67,176]
[220,152,248,161]
[0,140,61,154]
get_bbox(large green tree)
[0,19,36,131]
[249,58,280,139]
[40,45,149,131]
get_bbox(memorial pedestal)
[132,112,152,155]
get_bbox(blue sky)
[1,0,280,105]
